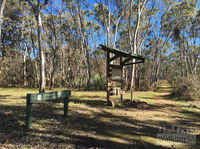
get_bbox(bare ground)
[0,83,200,149]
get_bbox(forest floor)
[0,82,200,149]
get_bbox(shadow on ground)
[0,85,200,149]
[0,95,11,99]
[0,103,173,149]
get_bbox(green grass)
[0,84,200,149]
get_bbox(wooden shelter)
[100,45,146,106]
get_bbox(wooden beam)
[122,57,133,65]
[110,64,121,69]
[109,54,120,63]
[123,60,144,66]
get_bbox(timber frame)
[100,45,146,106]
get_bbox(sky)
[46,0,200,52]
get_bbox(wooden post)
[120,56,123,102]
[26,97,32,129]
[64,98,68,116]
[106,51,112,106]
[131,88,133,102]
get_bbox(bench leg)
[26,102,32,129]
[64,98,68,116]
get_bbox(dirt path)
[70,82,200,149]
[133,83,200,149]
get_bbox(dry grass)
[0,83,200,149]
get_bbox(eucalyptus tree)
[1,0,28,58]
[26,0,49,93]
[163,0,200,77]
[44,5,67,89]
[128,0,148,89]
[0,0,31,85]
[0,0,6,56]
[64,0,93,89]
[94,0,114,46]
[115,0,151,89]
[142,0,178,87]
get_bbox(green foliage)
[139,60,153,91]
[171,75,200,101]
[0,58,24,86]
[0,0,200,92]
[90,74,106,91]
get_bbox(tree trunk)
[180,49,184,77]
[21,20,27,86]
[50,75,54,90]
[36,0,46,93]
[77,5,91,90]
[94,54,104,84]
[86,48,91,89]
[130,0,141,90]
[0,0,6,55]
[113,10,125,47]
[23,44,28,86]
[127,0,133,90]
[35,61,40,88]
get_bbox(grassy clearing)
[0,83,200,149]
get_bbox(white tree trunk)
[130,0,142,90]
[0,0,6,55]
[37,1,46,93]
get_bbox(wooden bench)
[26,90,71,129]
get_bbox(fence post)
[26,95,32,129]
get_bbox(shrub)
[90,74,106,91]
[0,59,24,86]
[171,75,200,101]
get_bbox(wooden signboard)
[27,90,71,103]
[100,45,145,106]
[26,90,71,129]
[111,68,122,81]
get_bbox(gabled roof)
[100,44,146,61]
